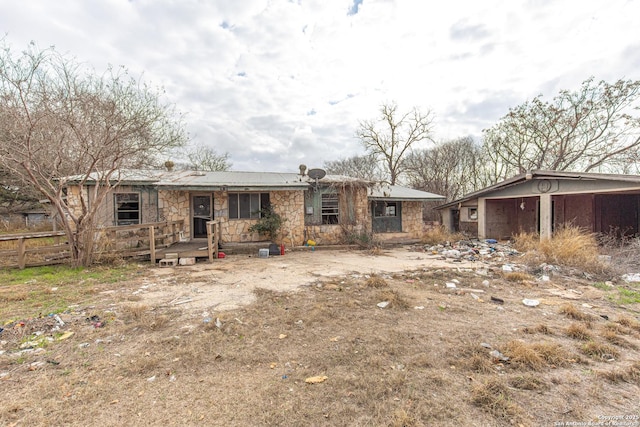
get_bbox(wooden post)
[214,221,219,260]
[149,225,156,265]
[206,221,214,262]
[17,237,26,269]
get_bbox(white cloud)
[1,0,639,171]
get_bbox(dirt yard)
[1,246,639,426]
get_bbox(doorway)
[192,194,212,238]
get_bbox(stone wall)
[158,190,190,234]
[303,186,371,245]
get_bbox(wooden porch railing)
[206,220,220,262]
[0,220,185,269]
[0,230,69,269]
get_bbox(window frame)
[321,193,339,224]
[373,201,398,217]
[468,207,478,221]
[114,192,141,226]
[228,192,270,219]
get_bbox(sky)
[1,0,639,172]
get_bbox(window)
[468,207,478,221]
[373,201,397,217]
[321,193,339,224]
[229,192,270,219]
[114,193,140,225]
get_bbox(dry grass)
[363,274,389,288]
[566,323,593,341]
[513,225,606,272]
[502,340,573,370]
[421,225,464,246]
[375,289,410,309]
[470,378,522,420]
[580,341,620,361]
[597,362,640,383]
[1,255,640,426]
[509,373,548,390]
[502,271,534,282]
[522,324,553,335]
[559,303,594,322]
[616,315,640,332]
[600,329,637,349]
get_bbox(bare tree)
[184,144,231,171]
[324,153,384,181]
[482,77,640,178]
[405,136,484,202]
[0,42,187,266]
[356,102,435,185]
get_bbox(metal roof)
[63,169,444,200]
[370,185,445,201]
[435,169,640,209]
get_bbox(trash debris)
[414,306,425,310]
[305,375,328,384]
[622,273,640,283]
[53,314,65,327]
[278,334,287,339]
[490,296,504,305]
[377,301,390,308]
[489,349,509,362]
[470,293,482,302]
[57,331,74,341]
[522,298,540,307]
[445,282,457,289]
[215,318,223,329]
[481,342,492,349]
[78,342,90,348]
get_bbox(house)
[435,170,640,240]
[64,168,444,247]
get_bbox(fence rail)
[0,220,185,269]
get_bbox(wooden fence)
[0,220,185,269]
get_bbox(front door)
[192,195,212,238]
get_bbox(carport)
[436,171,640,240]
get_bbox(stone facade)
[66,183,430,246]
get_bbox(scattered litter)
[377,301,390,308]
[215,318,223,329]
[147,376,156,382]
[470,293,482,302]
[481,342,492,349]
[489,349,509,362]
[445,282,457,289]
[490,296,504,305]
[482,280,490,287]
[622,273,640,283]
[78,342,90,348]
[522,299,540,307]
[414,306,425,310]
[53,314,65,327]
[305,375,328,384]
[278,334,287,339]
[581,303,593,309]
[502,264,514,272]
[57,331,74,341]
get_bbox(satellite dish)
[307,168,326,180]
